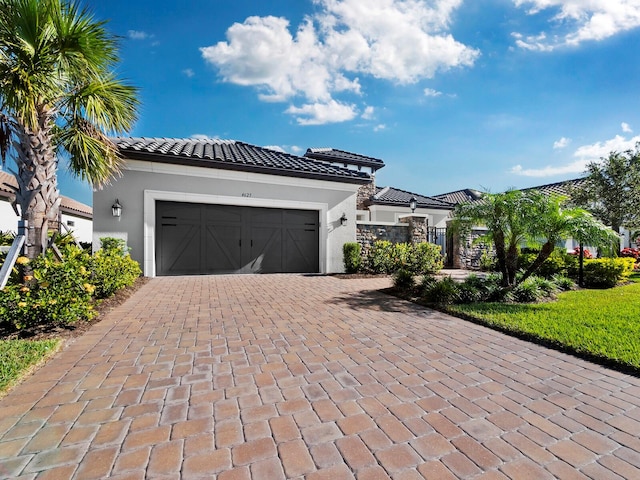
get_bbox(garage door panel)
[285,227,319,273]
[250,226,283,273]
[204,204,243,224]
[157,201,319,275]
[159,224,202,275]
[204,225,242,273]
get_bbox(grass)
[0,339,62,396]
[449,281,640,371]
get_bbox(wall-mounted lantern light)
[409,196,417,213]
[112,199,122,218]
[340,213,348,226]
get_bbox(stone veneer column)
[399,215,428,244]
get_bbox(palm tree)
[452,190,617,288]
[452,189,534,287]
[0,0,138,258]
[520,193,619,284]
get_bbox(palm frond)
[58,116,123,187]
[62,75,139,134]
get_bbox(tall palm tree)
[0,0,138,258]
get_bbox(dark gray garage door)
[156,201,319,275]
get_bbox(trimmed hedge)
[362,240,443,275]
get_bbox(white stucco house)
[93,138,375,277]
[0,170,93,243]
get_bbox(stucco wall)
[93,161,360,276]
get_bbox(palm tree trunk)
[12,112,60,259]
[520,241,554,284]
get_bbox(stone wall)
[356,223,410,260]
[356,182,376,211]
[451,228,493,270]
[356,216,434,264]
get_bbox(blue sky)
[54,0,640,205]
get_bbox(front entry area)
[156,201,320,275]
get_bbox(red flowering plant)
[620,247,640,259]
[571,246,593,259]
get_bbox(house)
[93,138,374,276]
[0,170,93,243]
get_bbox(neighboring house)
[0,170,93,243]
[93,138,373,276]
[366,186,454,227]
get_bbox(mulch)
[0,276,150,342]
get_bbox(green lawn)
[0,339,61,395]
[449,281,640,371]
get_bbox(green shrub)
[572,257,636,288]
[368,240,394,274]
[518,248,576,278]
[89,240,141,299]
[0,238,141,331]
[552,274,576,291]
[506,275,557,303]
[479,249,497,272]
[342,242,362,274]
[393,268,415,292]
[0,246,96,330]
[411,242,444,274]
[365,241,444,275]
[390,243,412,272]
[422,276,459,305]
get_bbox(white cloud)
[424,88,443,97]
[190,134,223,141]
[573,134,640,159]
[362,106,375,120]
[553,136,571,149]
[285,99,358,125]
[513,1,640,50]
[182,69,195,78]
[510,160,589,177]
[374,124,387,132]
[263,145,287,153]
[201,0,478,125]
[289,145,303,154]
[512,131,640,177]
[128,30,150,40]
[622,122,633,133]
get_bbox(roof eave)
[121,150,372,185]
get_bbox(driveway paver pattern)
[1,274,640,479]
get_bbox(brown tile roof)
[371,186,455,210]
[114,137,372,185]
[0,170,92,219]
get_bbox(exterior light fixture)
[409,196,417,213]
[112,199,122,218]
[340,213,348,226]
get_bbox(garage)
[156,201,319,275]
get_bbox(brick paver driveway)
[1,275,640,479]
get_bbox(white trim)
[127,159,361,193]
[356,221,408,227]
[143,189,328,277]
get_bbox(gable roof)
[432,188,484,205]
[114,137,372,185]
[370,186,455,210]
[304,148,385,171]
[0,171,92,219]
